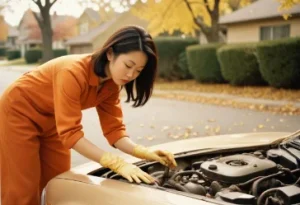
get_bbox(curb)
[153,90,300,109]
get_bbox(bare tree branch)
[203,0,212,15]
[214,0,220,13]
[50,0,58,8]
[32,0,43,11]
[183,0,209,34]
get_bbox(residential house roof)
[17,9,77,44]
[220,0,300,25]
[85,8,101,22]
[65,14,121,45]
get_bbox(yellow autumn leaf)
[258,124,265,129]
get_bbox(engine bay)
[95,135,300,205]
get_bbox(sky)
[1,0,141,26]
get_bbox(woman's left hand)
[133,145,177,168]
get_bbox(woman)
[0,25,177,205]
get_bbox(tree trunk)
[32,0,55,63]
[205,10,220,43]
[184,0,221,43]
[40,11,53,62]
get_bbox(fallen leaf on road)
[152,93,300,115]
[161,126,170,131]
[183,132,190,139]
[258,124,265,129]
[187,125,194,129]
[146,136,155,141]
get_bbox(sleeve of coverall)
[53,69,84,149]
[96,90,127,147]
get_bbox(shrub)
[6,50,21,60]
[154,37,198,80]
[257,37,300,88]
[217,43,266,86]
[176,51,193,79]
[0,47,6,57]
[25,49,42,64]
[187,43,224,83]
[53,49,68,58]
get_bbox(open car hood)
[72,132,292,174]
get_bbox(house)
[17,9,77,57]
[6,25,19,50]
[66,10,148,54]
[76,7,114,36]
[219,0,300,43]
[0,15,8,47]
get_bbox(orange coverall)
[0,54,127,205]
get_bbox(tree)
[278,0,300,9]
[31,0,58,62]
[2,0,59,61]
[131,0,252,43]
[277,0,300,19]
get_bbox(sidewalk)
[0,64,37,72]
[153,89,300,108]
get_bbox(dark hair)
[91,25,158,107]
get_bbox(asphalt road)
[1,68,299,167]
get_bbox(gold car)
[43,131,300,205]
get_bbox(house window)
[80,22,89,35]
[260,24,290,41]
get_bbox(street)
[1,68,299,167]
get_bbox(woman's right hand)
[99,152,155,184]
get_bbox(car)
[43,130,300,205]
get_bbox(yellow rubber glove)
[133,145,177,168]
[99,152,155,184]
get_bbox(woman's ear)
[106,47,114,62]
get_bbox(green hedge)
[187,43,225,83]
[25,49,42,64]
[6,50,21,60]
[0,47,6,57]
[154,37,198,80]
[24,49,68,63]
[257,37,300,88]
[176,51,193,79]
[217,43,266,86]
[54,49,68,58]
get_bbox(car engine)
[99,136,300,205]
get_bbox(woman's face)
[106,50,148,86]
